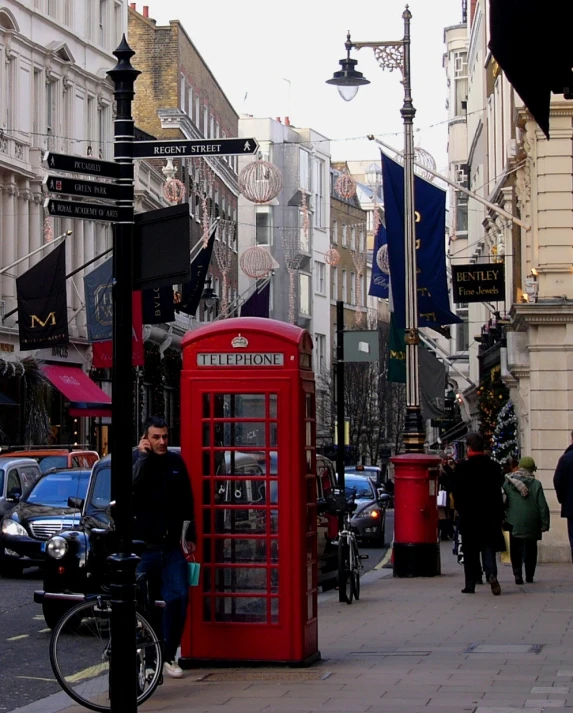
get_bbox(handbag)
[437,490,448,508]
[187,558,201,587]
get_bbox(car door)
[19,466,41,495]
[6,469,22,500]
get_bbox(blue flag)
[241,280,270,318]
[381,151,461,330]
[84,258,113,342]
[369,222,389,299]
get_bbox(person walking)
[132,416,196,679]
[503,456,549,584]
[553,432,573,562]
[451,432,505,595]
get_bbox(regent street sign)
[451,263,505,303]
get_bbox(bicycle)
[328,489,366,605]
[46,568,164,712]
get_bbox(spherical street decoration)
[163,178,186,204]
[335,172,356,199]
[239,160,283,204]
[324,248,340,266]
[240,246,273,279]
[395,146,437,182]
[376,244,390,274]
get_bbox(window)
[195,96,200,127]
[64,0,73,26]
[46,80,56,150]
[315,333,326,373]
[332,267,338,300]
[99,0,108,47]
[314,261,325,295]
[453,50,468,116]
[203,106,209,136]
[299,274,311,316]
[210,115,214,139]
[187,86,193,117]
[332,220,338,244]
[351,225,356,251]
[299,148,310,191]
[299,211,310,253]
[33,69,42,147]
[180,75,186,111]
[314,158,325,228]
[350,272,356,305]
[255,207,272,246]
[456,312,469,352]
[215,121,220,138]
[341,224,348,247]
[47,0,56,17]
[342,270,347,303]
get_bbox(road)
[0,513,393,712]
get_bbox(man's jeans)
[137,547,188,663]
[463,543,497,587]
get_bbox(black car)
[0,468,90,577]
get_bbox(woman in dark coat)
[451,432,505,595]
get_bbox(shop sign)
[451,263,505,303]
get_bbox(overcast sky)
[142,0,464,171]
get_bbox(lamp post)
[326,5,425,453]
[202,277,219,320]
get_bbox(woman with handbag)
[503,456,550,584]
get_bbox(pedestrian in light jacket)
[553,432,573,562]
[503,456,549,584]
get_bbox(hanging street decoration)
[240,246,273,279]
[335,172,356,199]
[163,178,186,203]
[43,217,53,244]
[238,159,282,203]
[281,228,304,324]
[324,247,340,266]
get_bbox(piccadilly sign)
[451,263,505,303]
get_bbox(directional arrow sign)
[131,137,259,159]
[45,199,130,223]
[43,152,121,179]
[43,175,121,201]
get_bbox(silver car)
[0,458,42,518]
[345,474,386,546]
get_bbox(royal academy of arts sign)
[451,263,505,303]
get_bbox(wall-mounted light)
[525,272,539,302]
[531,267,539,277]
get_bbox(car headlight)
[354,506,381,519]
[46,536,69,560]
[1,519,27,536]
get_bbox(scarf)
[505,468,534,497]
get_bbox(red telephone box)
[391,453,441,578]
[179,317,320,666]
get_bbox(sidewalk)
[21,543,573,713]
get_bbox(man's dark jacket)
[553,443,573,518]
[451,453,505,551]
[132,450,196,547]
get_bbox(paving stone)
[524,700,566,708]
[531,687,570,694]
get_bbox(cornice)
[512,300,573,330]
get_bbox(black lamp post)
[326,5,425,453]
[202,277,219,319]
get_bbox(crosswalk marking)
[7,634,29,641]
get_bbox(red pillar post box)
[391,453,441,577]
[179,317,320,666]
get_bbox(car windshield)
[344,476,375,500]
[25,471,90,507]
[38,456,68,473]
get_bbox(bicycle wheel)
[351,542,361,601]
[49,599,162,713]
[338,540,353,604]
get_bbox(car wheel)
[42,601,82,631]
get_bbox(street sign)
[45,199,130,222]
[343,330,380,363]
[130,137,259,159]
[43,152,121,179]
[43,175,121,201]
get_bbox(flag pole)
[0,230,72,276]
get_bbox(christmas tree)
[477,370,509,447]
[491,400,519,465]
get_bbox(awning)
[42,364,111,418]
[440,420,469,444]
[0,392,17,406]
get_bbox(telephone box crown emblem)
[231,334,248,348]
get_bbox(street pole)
[335,300,346,601]
[106,36,141,713]
[400,7,425,454]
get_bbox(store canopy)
[489,0,573,139]
[42,364,111,418]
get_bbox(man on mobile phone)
[132,416,195,679]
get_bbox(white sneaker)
[163,661,184,679]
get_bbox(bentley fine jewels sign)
[451,263,505,303]
[197,352,284,366]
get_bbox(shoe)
[489,574,501,596]
[526,577,534,583]
[163,661,184,679]
[515,576,524,585]
[461,587,475,594]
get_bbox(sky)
[142,0,464,173]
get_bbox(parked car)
[0,449,99,474]
[0,468,90,577]
[0,457,43,518]
[345,474,386,546]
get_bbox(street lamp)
[326,5,425,453]
[202,277,219,318]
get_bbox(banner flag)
[16,242,68,351]
[92,291,144,368]
[387,313,406,384]
[381,151,461,330]
[177,223,217,316]
[84,258,113,342]
[241,281,270,318]
[419,347,446,419]
[142,285,175,324]
[369,222,389,299]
